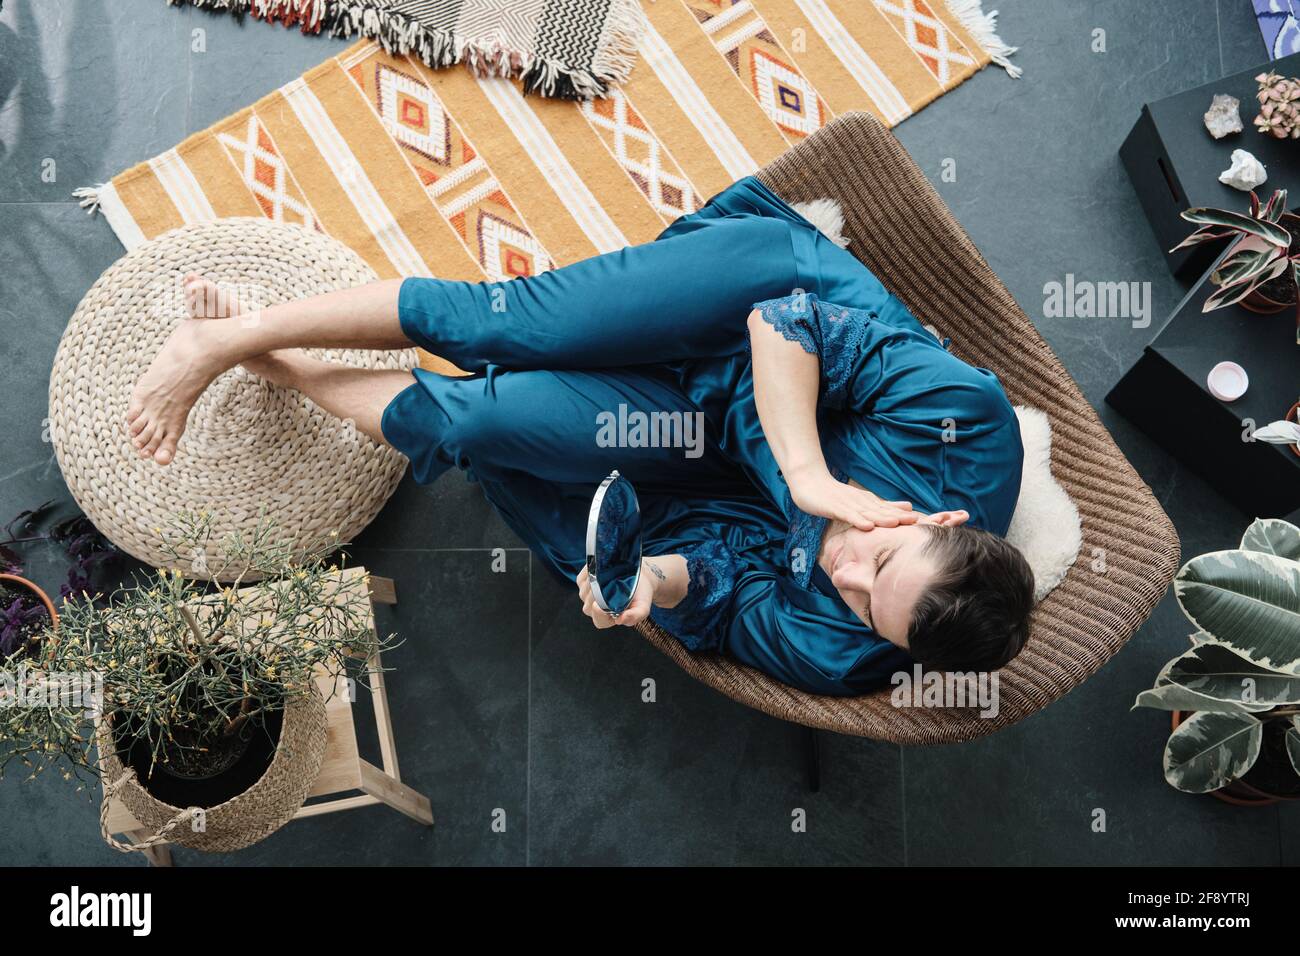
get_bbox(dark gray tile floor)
[0,0,1294,865]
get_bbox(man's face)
[825,524,940,649]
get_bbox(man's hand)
[575,562,657,630]
[787,464,920,531]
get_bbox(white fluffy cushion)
[785,197,847,248]
[1007,406,1081,601]
[792,197,850,248]
[793,197,1081,602]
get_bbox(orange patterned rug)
[78,0,1020,374]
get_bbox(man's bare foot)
[127,273,294,465]
[182,274,300,387]
[125,276,242,465]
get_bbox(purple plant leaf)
[65,532,96,557]
[0,544,22,575]
[0,598,28,656]
[51,519,89,545]
[61,573,92,600]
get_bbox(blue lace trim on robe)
[748,293,873,411]
[781,463,848,589]
[647,538,742,652]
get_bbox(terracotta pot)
[1170,710,1300,806]
[1233,214,1300,314]
[0,573,58,657]
[1241,286,1294,314]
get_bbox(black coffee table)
[1106,259,1300,519]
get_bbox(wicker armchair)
[634,112,1180,745]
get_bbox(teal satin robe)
[380,176,1023,695]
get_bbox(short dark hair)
[906,524,1034,673]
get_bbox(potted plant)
[0,512,397,854]
[1173,189,1300,341]
[0,502,117,660]
[1255,71,1300,140]
[1253,398,1300,459]
[0,573,55,661]
[1134,517,1300,803]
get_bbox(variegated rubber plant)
[1134,518,1300,795]
[1173,189,1300,321]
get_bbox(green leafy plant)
[1173,189,1300,319]
[1134,518,1300,795]
[0,512,397,789]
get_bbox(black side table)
[1122,51,1300,279]
[1106,260,1300,518]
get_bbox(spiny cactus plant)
[1256,71,1300,139]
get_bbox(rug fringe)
[165,0,642,98]
[73,182,146,249]
[168,0,329,29]
[166,0,255,18]
[942,0,1022,78]
[73,184,104,215]
[165,0,641,99]
[256,0,326,30]
[585,0,648,96]
[317,0,644,100]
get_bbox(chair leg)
[802,726,821,793]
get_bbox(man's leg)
[130,212,805,465]
[244,352,414,447]
[384,362,745,491]
[128,275,411,464]
[381,361,756,585]
[398,215,801,371]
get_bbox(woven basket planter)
[97,684,328,854]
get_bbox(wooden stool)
[99,569,432,866]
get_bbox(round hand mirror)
[585,470,643,615]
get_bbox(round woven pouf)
[50,218,417,580]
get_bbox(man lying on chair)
[126,176,1035,696]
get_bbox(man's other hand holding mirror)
[579,470,650,628]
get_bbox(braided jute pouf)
[50,219,417,580]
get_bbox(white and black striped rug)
[167,0,645,99]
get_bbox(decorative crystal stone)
[1219,148,1267,191]
[1204,93,1243,139]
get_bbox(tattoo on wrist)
[645,561,666,583]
